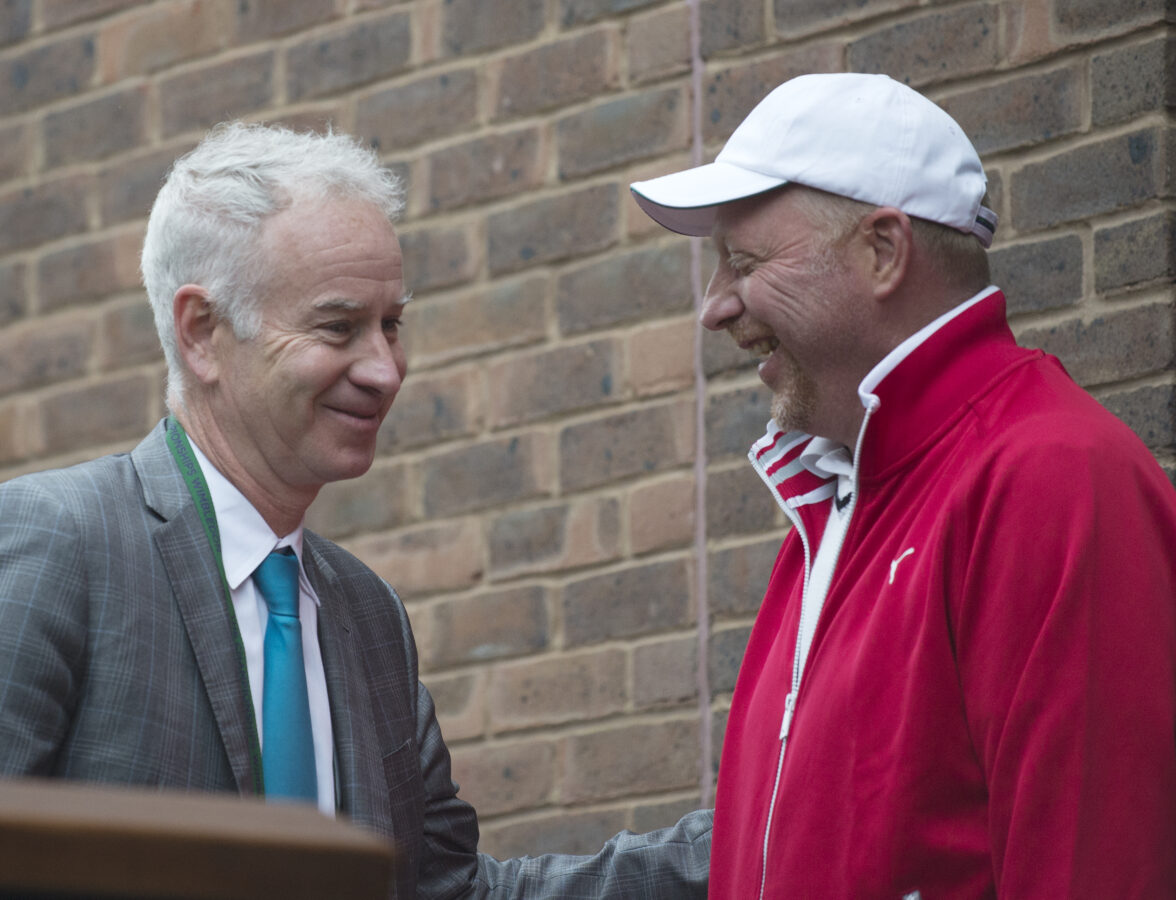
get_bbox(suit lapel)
[133,421,262,796]
[306,545,392,835]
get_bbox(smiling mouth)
[744,337,779,359]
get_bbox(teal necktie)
[253,548,317,803]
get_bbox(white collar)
[857,284,1000,410]
[187,439,308,595]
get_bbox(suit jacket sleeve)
[0,476,88,775]
[344,566,711,899]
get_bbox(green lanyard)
[164,416,265,794]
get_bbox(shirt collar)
[857,285,999,408]
[187,439,306,593]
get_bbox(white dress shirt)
[188,441,336,816]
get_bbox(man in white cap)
[632,73,1176,898]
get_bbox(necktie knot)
[254,548,300,619]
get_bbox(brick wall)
[1,0,1172,859]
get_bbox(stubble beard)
[769,345,819,435]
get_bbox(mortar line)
[686,0,713,809]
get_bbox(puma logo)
[889,547,915,584]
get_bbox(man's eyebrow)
[312,298,364,313]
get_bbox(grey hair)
[140,121,404,403]
[787,184,991,295]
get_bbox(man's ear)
[860,207,912,300]
[173,285,221,385]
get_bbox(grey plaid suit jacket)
[0,420,711,898]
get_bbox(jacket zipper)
[756,405,875,900]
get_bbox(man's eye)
[323,321,352,336]
[382,317,402,334]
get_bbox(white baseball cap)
[630,73,997,247]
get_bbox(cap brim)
[630,162,788,236]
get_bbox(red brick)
[488,648,627,730]
[346,518,484,597]
[423,671,486,741]
[558,397,695,493]
[234,0,338,41]
[559,0,660,26]
[420,431,554,518]
[376,364,482,454]
[487,183,620,275]
[487,338,621,429]
[492,28,620,120]
[561,718,700,803]
[628,317,696,398]
[398,222,478,293]
[1,33,97,116]
[440,0,545,57]
[557,241,694,336]
[0,315,92,395]
[478,807,629,859]
[557,87,690,180]
[0,398,34,466]
[0,120,30,182]
[847,3,1000,89]
[771,0,917,38]
[427,585,550,668]
[355,68,478,152]
[303,460,412,540]
[427,126,545,213]
[406,274,547,366]
[43,85,149,169]
[1010,129,1165,233]
[1002,0,1062,67]
[706,462,780,539]
[634,795,704,833]
[449,739,555,817]
[1094,213,1176,294]
[562,558,693,647]
[37,227,144,314]
[629,473,695,555]
[633,633,698,708]
[1055,0,1168,36]
[96,297,163,371]
[627,4,689,85]
[707,382,772,461]
[486,497,622,579]
[286,11,411,102]
[701,44,841,144]
[707,536,782,619]
[97,0,228,81]
[1092,36,1176,127]
[702,316,757,379]
[98,143,190,226]
[160,51,276,138]
[0,262,28,328]
[0,176,90,255]
[700,0,765,56]
[41,0,142,31]
[938,66,1083,156]
[708,623,751,694]
[1100,384,1176,452]
[989,235,1084,317]
[39,373,153,455]
[1016,302,1175,388]
[0,0,30,47]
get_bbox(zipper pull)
[780,691,797,743]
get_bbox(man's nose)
[699,274,744,332]
[352,332,404,395]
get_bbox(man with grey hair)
[0,122,711,898]
[631,73,1176,897]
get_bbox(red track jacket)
[710,290,1176,898]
